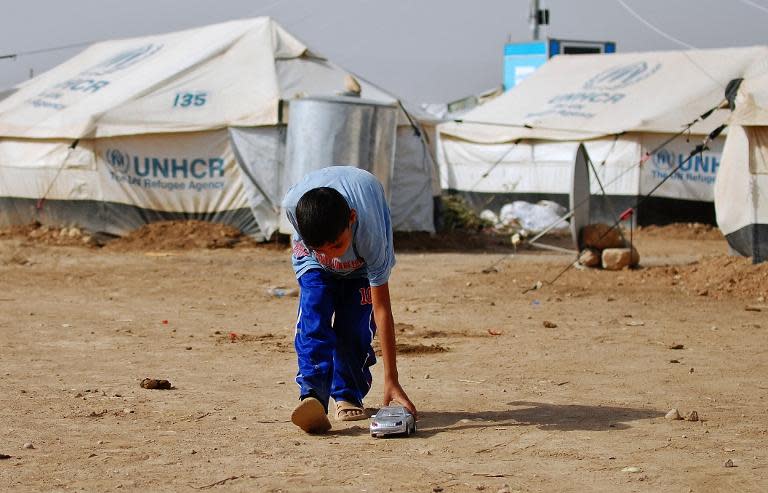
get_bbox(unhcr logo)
[584,62,661,91]
[105,149,130,175]
[104,148,227,192]
[82,44,163,76]
[652,148,676,172]
[652,147,720,175]
[103,149,226,179]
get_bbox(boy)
[282,166,417,434]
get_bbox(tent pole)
[530,0,541,40]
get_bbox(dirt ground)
[1,223,767,492]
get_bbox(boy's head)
[296,187,356,257]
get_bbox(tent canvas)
[716,73,768,262]
[0,87,15,103]
[437,46,768,225]
[0,17,436,238]
[437,132,724,225]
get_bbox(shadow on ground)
[414,401,664,437]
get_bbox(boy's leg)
[330,277,377,416]
[293,270,337,432]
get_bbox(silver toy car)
[370,405,416,437]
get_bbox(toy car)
[370,405,416,437]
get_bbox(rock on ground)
[602,247,640,270]
[580,224,626,250]
[578,248,601,268]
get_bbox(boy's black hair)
[295,187,351,248]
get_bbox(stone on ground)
[578,248,601,267]
[602,247,640,270]
[580,224,625,250]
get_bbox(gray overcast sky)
[1,0,767,103]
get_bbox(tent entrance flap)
[228,126,286,240]
[716,125,768,263]
[570,143,590,249]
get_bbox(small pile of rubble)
[577,223,639,271]
[0,222,98,247]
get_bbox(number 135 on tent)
[173,92,208,108]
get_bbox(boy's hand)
[383,380,417,419]
[371,283,417,419]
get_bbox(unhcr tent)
[0,17,436,239]
[0,87,15,103]
[438,47,768,225]
[715,74,768,262]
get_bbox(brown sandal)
[335,400,368,422]
[291,397,331,433]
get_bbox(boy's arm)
[370,282,417,418]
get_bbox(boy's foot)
[291,397,331,434]
[335,400,368,421]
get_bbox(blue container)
[503,39,616,91]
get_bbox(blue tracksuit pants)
[294,269,377,412]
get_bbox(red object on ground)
[161,320,169,325]
[228,332,238,341]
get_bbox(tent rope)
[525,123,727,292]
[584,141,629,245]
[468,139,522,193]
[525,100,724,241]
[452,118,610,136]
[396,100,438,177]
[36,139,79,212]
[477,99,725,274]
[615,0,696,49]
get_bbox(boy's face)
[312,209,357,258]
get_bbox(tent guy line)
[0,41,97,60]
[525,122,727,293]
[472,99,720,229]
[467,139,522,193]
[615,0,696,50]
[738,0,768,16]
[451,119,611,135]
[617,0,747,94]
[36,139,80,211]
[476,97,726,280]
[0,1,289,64]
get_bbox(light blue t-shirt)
[282,166,395,287]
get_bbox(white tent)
[715,73,768,262]
[438,46,768,225]
[0,87,15,103]
[0,17,435,238]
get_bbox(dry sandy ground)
[1,229,767,492]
